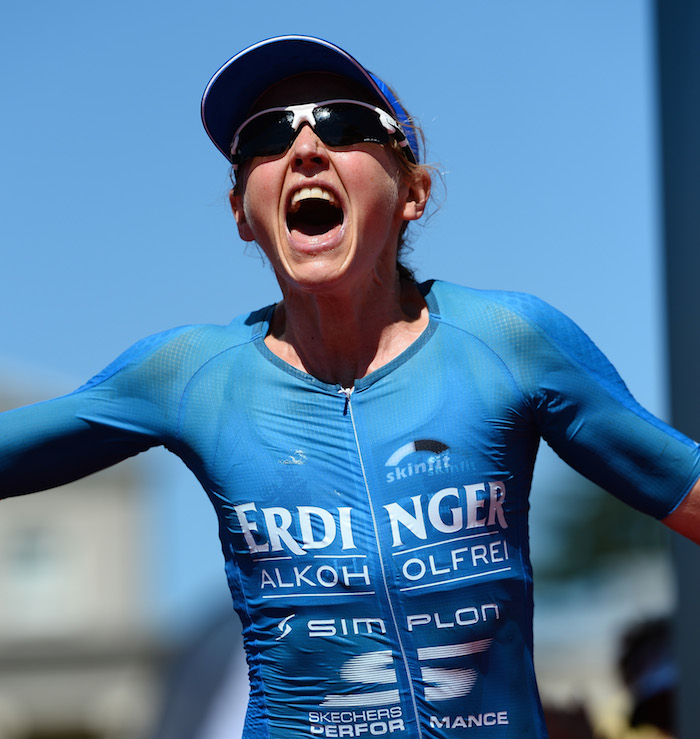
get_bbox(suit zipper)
[339,386,424,739]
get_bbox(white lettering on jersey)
[233,481,507,556]
[234,502,357,554]
[383,482,508,548]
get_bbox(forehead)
[250,72,382,113]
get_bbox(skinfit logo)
[385,439,451,484]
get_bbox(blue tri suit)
[2,280,699,738]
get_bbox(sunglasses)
[230,99,416,170]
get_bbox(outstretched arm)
[0,393,154,497]
[0,325,206,498]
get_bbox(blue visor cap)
[201,35,420,164]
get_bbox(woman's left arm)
[663,478,700,545]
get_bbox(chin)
[278,257,362,297]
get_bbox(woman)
[2,35,699,738]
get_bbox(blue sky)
[1,1,666,631]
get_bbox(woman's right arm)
[0,391,157,497]
[0,325,199,498]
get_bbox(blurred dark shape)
[150,608,247,739]
[618,616,675,736]
[542,702,596,739]
[655,0,700,731]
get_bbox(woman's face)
[230,74,427,298]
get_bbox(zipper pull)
[338,387,354,416]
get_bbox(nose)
[290,124,329,171]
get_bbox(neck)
[266,273,427,387]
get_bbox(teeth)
[290,187,338,209]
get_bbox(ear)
[229,188,256,242]
[401,167,432,222]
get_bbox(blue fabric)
[2,280,698,738]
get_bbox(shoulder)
[75,304,274,393]
[423,279,615,376]
[422,279,623,391]
[422,279,573,342]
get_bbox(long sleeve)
[490,289,700,518]
[0,391,157,496]
[0,324,199,497]
[430,281,700,519]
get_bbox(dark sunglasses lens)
[236,111,295,162]
[314,104,391,147]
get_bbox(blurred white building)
[0,375,163,739]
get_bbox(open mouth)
[287,187,344,237]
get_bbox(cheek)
[352,152,404,206]
[241,169,283,231]
[355,169,404,222]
